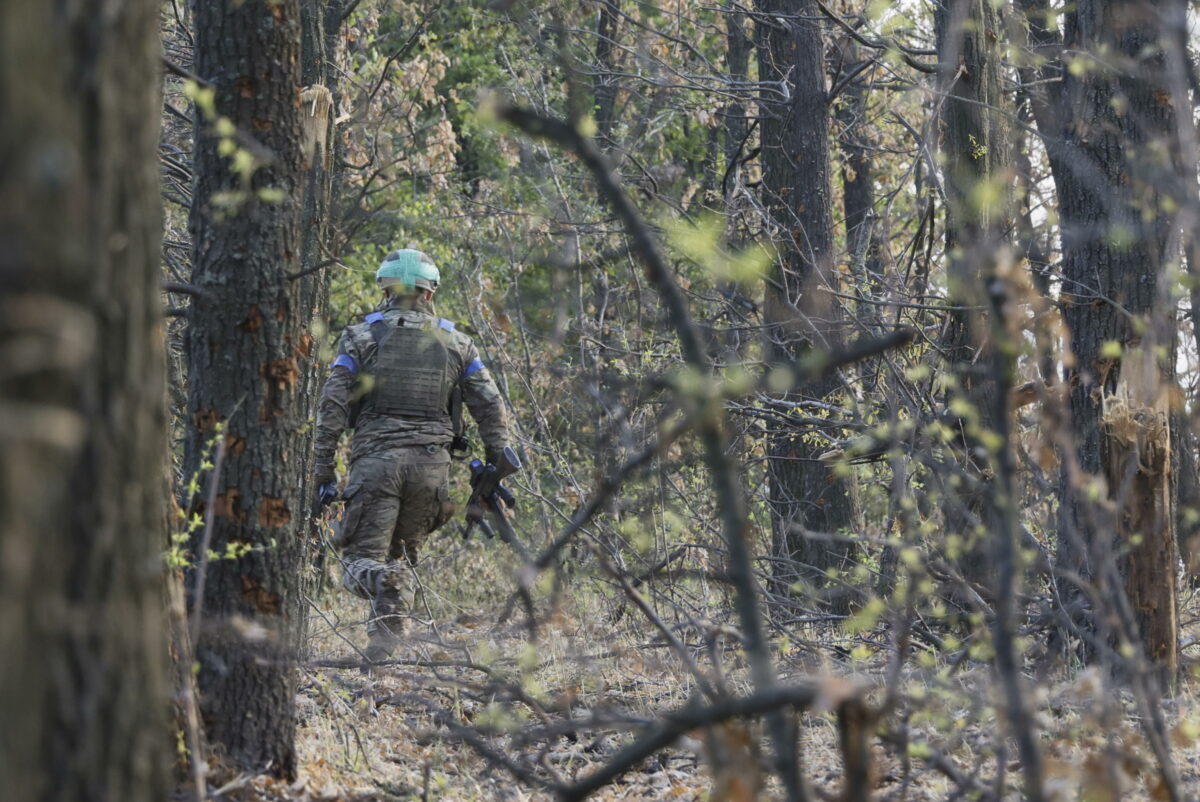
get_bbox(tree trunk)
[185,0,308,777]
[1023,0,1180,684]
[593,0,622,144]
[1175,412,1200,575]
[756,0,858,611]
[0,1,170,800]
[934,0,1011,598]
[834,44,892,341]
[295,0,341,606]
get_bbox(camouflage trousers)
[337,445,455,646]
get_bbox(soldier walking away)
[313,248,512,662]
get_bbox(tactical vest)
[362,317,453,422]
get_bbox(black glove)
[315,481,339,512]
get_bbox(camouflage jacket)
[314,298,510,475]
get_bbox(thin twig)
[557,683,823,802]
[189,436,228,647]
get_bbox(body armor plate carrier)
[365,320,452,421]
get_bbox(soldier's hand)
[315,482,339,513]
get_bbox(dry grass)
[269,534,1200,801]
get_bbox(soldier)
[313,248,511,661]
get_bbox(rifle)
[461,446,527,558]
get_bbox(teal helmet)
[376,249,440,292]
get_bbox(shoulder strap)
[366,312,400,346]
[369,319,391,345]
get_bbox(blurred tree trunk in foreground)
[0,0,170,800]
[184,0,308,777]
[756,0,859,610]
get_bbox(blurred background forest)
[7,0,1200,799]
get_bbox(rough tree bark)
[835,45,886,306]
[1022,0,1179,683]
[756,0,859,610]
[723,1,751,224]
[184,0,308,777]
[934,0,1011,595]
[592,0,622,144]
[0,1,170,800]
[295,0,342,605]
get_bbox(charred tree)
[0,0,170,799]
[756,1,859,611]
[184,0,309,777]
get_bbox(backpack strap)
[352,312,402,423]
[365,311,394,346]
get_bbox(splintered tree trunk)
[295,0,340,607]
[0,1,169,800]
[185,0,308,777]
[935,0,1011,595]
[1024,0,1179,682]
[1105,352,1177,672]
[756,0,858,610]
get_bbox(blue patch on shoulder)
[332,354,358,374]
[365,311,386,323]
[463,358,485,378]
[437,318,456,332]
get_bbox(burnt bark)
[0,0,170,799]
[756,0,859,610]
[184,0,308,777]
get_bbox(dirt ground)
[233,538,1200,801]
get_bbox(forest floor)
[214,535,1200,801]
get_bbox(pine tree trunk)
[184,0,308,777]
[0,1,170,799]
[756,0,859,611]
